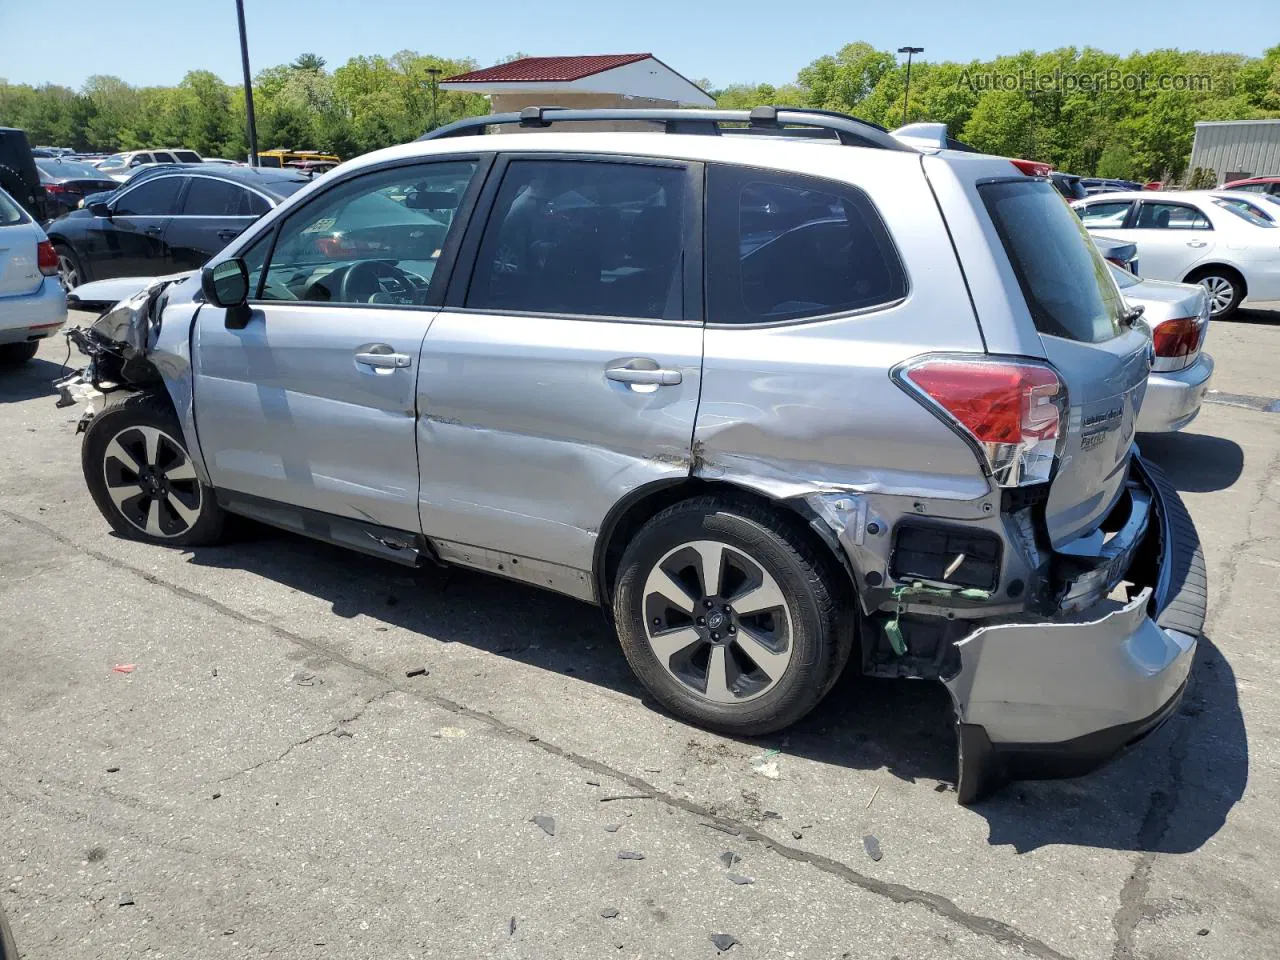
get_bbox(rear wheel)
[53,242,84,290]
[0,341,39,365]
[82,393,225,546]
[1187,267,1243,319]
[612,497,847,736]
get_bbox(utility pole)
[427,66,443,131]
[236,0,260,166]
[897,46,923,128]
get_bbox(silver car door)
[416,155,703,599]
[192,157,487,534]
[1123,200,1216,281]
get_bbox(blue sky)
[1,0,1273,91]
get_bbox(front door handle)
[355,350,412,369]
[145,225,163,236]
[1186,240,1208,248]
[605,362,682,386]
[217,228,243,241]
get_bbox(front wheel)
[612,497,848,736]
[1189,269,1243,320]
[82,393,225,546]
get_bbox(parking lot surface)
[2,306,1279,959]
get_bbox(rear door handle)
[605,363,682,386]
[217,228,243,241]
[144,226,163,236]
[1186,240,1208,248]
[355,350,412,369]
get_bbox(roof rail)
[418,105,918,152]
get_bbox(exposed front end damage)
[794,456,1202,803]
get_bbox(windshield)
[37,159,108,179]
[0,188,27,225]
[1211,197,1276,227]
[96,154,128,170]
[981,178,1126,343]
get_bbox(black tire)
[82,391,225,547]
[53,241,86,290]
[612,496,847,736]
[0,341,40,365]
[1187,267,1243,320]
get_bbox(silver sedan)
[1110,264,1215,433]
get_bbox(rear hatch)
[0,192,42,298]
[978,177,1152,549]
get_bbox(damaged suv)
[56,107,1204,802]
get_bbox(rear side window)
[706,165,906,325]
[1078,200,1131,226]
[0,189,27,225]
[1135,202,1210,230]
[114,176,183,216]
[174,151,202,163]
[467,159,688,320]
[183,177,258,216]
[981,178,1125,344]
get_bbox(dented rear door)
[415,154,704,584]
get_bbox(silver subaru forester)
[56,108,1204,802]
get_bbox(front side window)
[1078,200,1132,227]
[706,165,907,325]
[467,159,687,320]
[1135,202,1211,230]
[114,176,184,216]
[259,159,477,305]
[981,178,1126,343]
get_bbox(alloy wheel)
[641,539,794,704]
[1199,275,1235,315]
[101,425,202,538]
[57,253,80,290]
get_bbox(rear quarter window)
[0,189,28,225]
[706,165,907,325]
[981,178,1126,344]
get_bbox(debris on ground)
[603,824,621,833]
[292,671,316,686]
[710,933,738,951]
[112,664,136,674]
[117,893,135,907]
[719,851,740,868]
[586,779,600,786]
[404,667,428,678]
[509,916,516,935]
[726,873,754,885]
[617,850,645,860]
[762,810,782,820]
[105,766,120,774]
[531,815,556,837]
[211,792,221,800]
[1198,929,1210,936]
[751,749,781,780]
[599,907,620,919]
[792,830,803,840]
[866,785,880,810]
[863,835,883,862]
[599,793,653,802]
[432,727,466,739]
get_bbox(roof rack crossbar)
[418,107,916,152]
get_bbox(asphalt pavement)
[2,306,1279,959]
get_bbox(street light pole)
[235,0,260,167]
[897,46,924,128]
[427,67,443,131]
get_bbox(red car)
[1221,176,1280,198]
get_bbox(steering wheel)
[339,260,422,304]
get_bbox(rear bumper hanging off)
[945,455,1204,803]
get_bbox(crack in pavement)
[2,510,1076,960]
[217,689,397,784]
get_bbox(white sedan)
[1072,190,1280,319]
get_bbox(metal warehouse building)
[1189,119,1280,184]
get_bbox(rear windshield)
[37,159,107,179]
[0,189,27,225]
[1211,198,1276,227]
[980,178,1126,343]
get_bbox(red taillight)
[1151,317,1202,359]
[896,356,1066,487]
[1010,158,1053,177]
[37,240,59,277]
[43,183,68,195]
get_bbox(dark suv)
[0,127,48,221]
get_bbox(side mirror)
[88,202,112,218]
[201,258,252,329]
